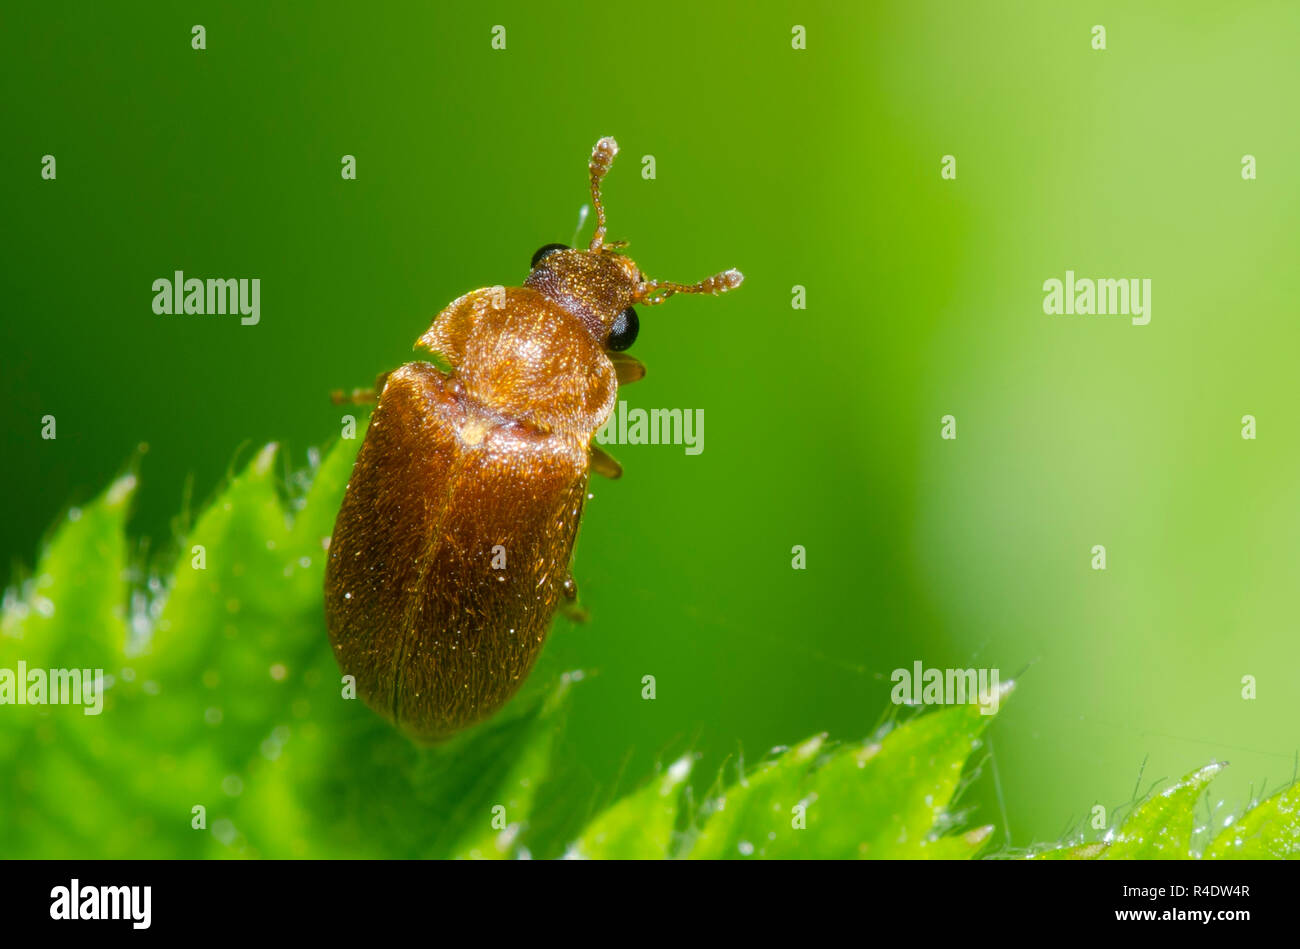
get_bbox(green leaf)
[675,685,1011,859]
[1030,765,1226,861]
[1101,764,1224,859]
[1,430,575,859]
[450,680,575,860]
[1026,764,1300,860]
[1,471,135,671]
[1,472,138,856]
[798,696,1007,859]
[918,825,997,859]
[1205,781,1300,859]
[570,755,694,859]
[10,439,1300,861]
[685,733,827,859]
[1027,842,1110,860]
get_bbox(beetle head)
[524,137,743,352]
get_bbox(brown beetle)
[324,137,742,742]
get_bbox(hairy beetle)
[325,137,743,741]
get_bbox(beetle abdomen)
[325,361,589,742]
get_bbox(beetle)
[324,136,742,742]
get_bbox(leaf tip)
[253,442,279,477]
[105,472,138,508]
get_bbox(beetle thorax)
[416,286,618,441]
[524,249,639,344]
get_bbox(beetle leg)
[590,445,623,479]
[560,603,590,623]
[331,387,376,405]
[330,371,391,406]
[559,576,589,623]
[610,352,646,385]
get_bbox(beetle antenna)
[588,137,618,251]
[638,268,745,306]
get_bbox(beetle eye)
[607,306,639,352]
[531,243,568,268]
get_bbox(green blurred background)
[3,0,1299,852]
